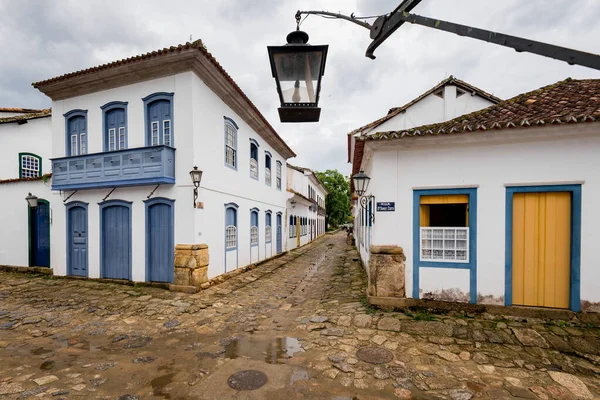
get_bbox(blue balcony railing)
[51,145,175,190]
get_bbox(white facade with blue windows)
[350,77,600,313]
[29,40,296,285]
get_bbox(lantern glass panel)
[272,49,324,105]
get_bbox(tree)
[315,169,351,230]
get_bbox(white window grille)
[21,155,40,178]
[276,162,282,189]
[226,226,237,249]
[289,224,293,238]
[79,133,87,155]
[265,226,272,243]
[71,134,78,156]
[250,158,258,179]
[108,128,116,151]
[420,227,469,262]
[251,226,258,245]
[265,168,271,186]
[225,125,236,167]
[163,120,171,146]
[151,121,159,146]
[118,127,126,150]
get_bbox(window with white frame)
[419,195,470,262]
[250,142,259,180]
[225,205,237,250]
[226,226,237,249]
[102,104,127,152]
[163,120,172,146]
[151,121,160,146]
[225,121,237,168]
[144,94,173,147]
[19,153,41,178]
[251,209,259,245]
[65,111,87,157]
[276,161,282,190]
[265,212,272,243]
[289,216,294,238]
[421,227,469,262]
[265,152,272,186]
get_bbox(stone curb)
[0,265,53,275]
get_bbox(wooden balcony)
[51,145,175,190]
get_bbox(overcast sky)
[2,0,599,175]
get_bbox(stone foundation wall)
[368,245,406,298]
[173,244,209,289]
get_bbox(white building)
[350,77,600,313]
[286,164,327,251]
[0,109,53,268]
[29,40,296,284]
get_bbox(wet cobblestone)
[0,232,599,399]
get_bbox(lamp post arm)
[295,10,373,31]
[366,11,600,70]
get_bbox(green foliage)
[405,309,436,321]
[360,297,377,315]
[315,169,351,229]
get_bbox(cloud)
[1,0,599,176]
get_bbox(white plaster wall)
[0,117,52,179]
[189,74,289,279]
[0,181,53,266]
[373,86,494,134]
[365,127,600,305]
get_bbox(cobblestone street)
[1,232,599,399]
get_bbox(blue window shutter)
[226,208,237,226]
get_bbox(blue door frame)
[29,200,50,268]
[276,212,282,254]
[145,197,175,283]
[504,184,582,311]
[66,201,88,277]
[99,200,132,280]
[412,188,478,303]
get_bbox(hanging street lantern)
[189,166,203,208]
[267,14,328,123]
[352,170,371,197]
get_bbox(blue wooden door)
[68,116,86,156]
[276,214,282,254]
[147,201,174,283]
[30,201,50,267]
[106,108,126,151]
[68,205,87,276]
[101,204,131,280]
[148,100,172,146]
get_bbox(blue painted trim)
[52,177,175,191]
[98,199,133,280]
[65,201,89,277]
[264,151,272,187]
[264,150,272,158]
[250,207,259,249]
[249,138,260,148]
[224,117,238,171]
[504,184,582,311]
[64,109,88,157]
[223,116,239,129]
[265,210,272,244]
[412,187,478,303]
[143,92,174,147]
[144,197,175,283]
[224,203,239,273]
[276,161,282,191]
[101,101,129,152]
[276,212,283,254]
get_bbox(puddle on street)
[223,336,304,364]
[151,373,175,399]
[290,368,309,384]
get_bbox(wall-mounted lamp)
[25,192,38,208]
[351,170,374,224]
[189,166,203,208]
[290,199,297,209]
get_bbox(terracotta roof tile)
[0,109,51,125]
[0,108,44,114]
[361,78,600,142]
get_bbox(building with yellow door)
[349,77,600,312]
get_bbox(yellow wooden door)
[512,192,571,308]
[296,217,301,247]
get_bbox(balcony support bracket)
[147,184,160,199]
[62,190,78,203]
[102,188,116,202]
